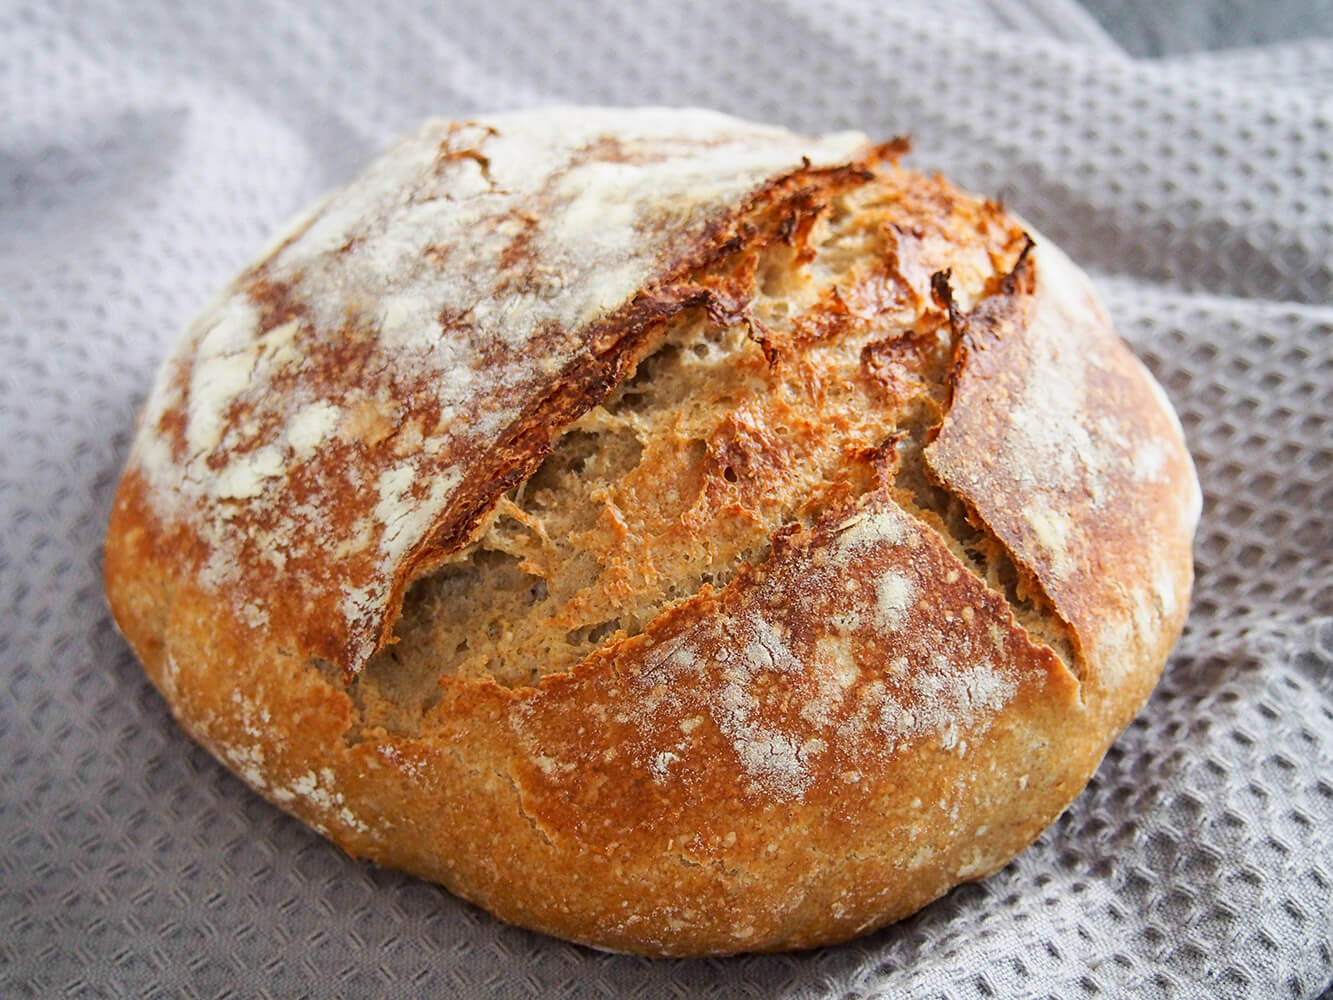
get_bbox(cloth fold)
[2,1,1329,996]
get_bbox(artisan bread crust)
[105,109,1197,956]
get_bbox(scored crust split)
[104,108,1200,956]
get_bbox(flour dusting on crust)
[511,496,1044,803]
[129,108,869,671]
[926,240,1199,685]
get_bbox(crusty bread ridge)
[104,108,1200,956]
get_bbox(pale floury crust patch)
[507,499,1029,802]
[130,109,869,669]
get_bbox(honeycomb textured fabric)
[1,0,1330,995]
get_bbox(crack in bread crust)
[105,111,1198,957]
[925,235,1198,716]
[354,166,1049,734]
[124,110,874,676]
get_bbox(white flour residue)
[800,637,862,730]
[629,612,821,800]
[339,582,384,664]
[375,464,465,560]
[713,672,809,797]
[271,768,370,836]
[530,495,1023,803]
[1024,500,1076,581]
[132,108,870,669]
[875,571,915,631]
[831,507,911,564]
[1004,346,1101,502]
[876,653,1017,751]
[184,296,263,456]
[214,445,286,501]
[1153,556,1178,622]
[1134,441,1168,482]
[740,609,802,674]
[288,401,342,454]
[993,242,1148,525]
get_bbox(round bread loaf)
[105,108,1200,956]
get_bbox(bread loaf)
[104,107,1200,956]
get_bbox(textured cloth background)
[1082,0,1333,57]
[2,1,1331,996]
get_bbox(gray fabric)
[1081,0,1333,57]
[2,1,1330,996]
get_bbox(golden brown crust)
[105,109,1198,957]
[926,238,1199,726]
[123,110,873,676]
[108,476,1094,955]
